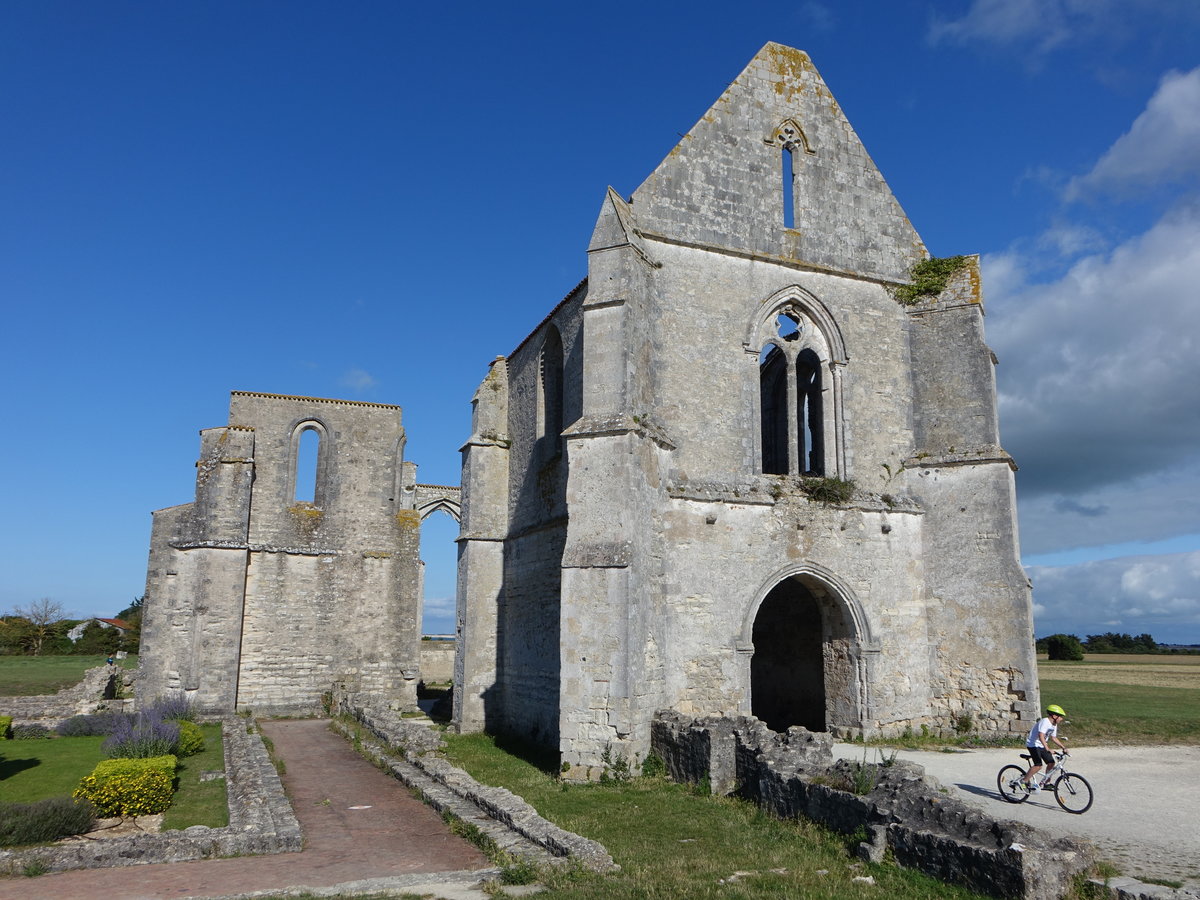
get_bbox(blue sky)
[3,1,1198,643]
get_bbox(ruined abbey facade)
[139,44,1038,775]
[138,391,458,714]
[453,44,1039,776]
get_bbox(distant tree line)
[1036,631,1198,660]
[0,596,141,656]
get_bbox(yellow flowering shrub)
[0,715,12,739]
[73,755,178,816]
[176,719,205,757]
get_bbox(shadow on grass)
[0,757,41,780]
[491,732,560,778]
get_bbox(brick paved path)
[2,718,491,900]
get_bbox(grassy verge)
[163,723,228,829]
[1039,678,1200,745]
[0,655,138,697]
[441,733,987,900]
[0,726,227,829]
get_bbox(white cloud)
[988,200,1200,499]
[1066,67,1200,200]
[339,368,378,391]
[1028,549,1200,642]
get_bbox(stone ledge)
[653,711,1095,900]
[334,695,616,874]
[0,717,301,876]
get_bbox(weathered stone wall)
[1,665,132,723]
[457,43,1039,774]
[652,713,1095,900]
[139,391,424,715]
[419,640,455,683]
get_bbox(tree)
[1045,634,1085,661]
[9,598,67,656]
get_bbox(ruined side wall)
[228,392,419,714]
[138,426,254,712]
[494,293,585,744]
[907,265,1038,735]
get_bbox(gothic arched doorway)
[748,572,862,733]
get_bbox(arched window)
[288,420,328,506]
[538,326,564,448]
[752,293,846,478]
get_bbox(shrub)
[0,715,11,739]
[175,719,206,757]
[1046,634,1085,661]
[149,694,196,723]
[12,723,52,740]
[74,755,177,816]
[103,712,179,759]
[57,711,128,737]
[0,797,97,847]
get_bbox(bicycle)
[997,749,1093,814]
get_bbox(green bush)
[74,755,178,816]
[12,722,52,740]
[175,720,206,757]
[0,714,11,739]
[1046,634,1085,661]
[0,796,97,847]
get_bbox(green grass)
[0,726,227,829]
[1039,678,1200,745]
[0,655,138,697]
[163,723,228,829]
[0,735,105,802]
[440,733,987,900]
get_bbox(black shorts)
[1027,746,1055,767]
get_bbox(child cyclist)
[1022,704,1069,791]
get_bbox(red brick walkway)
[2,718,490,899]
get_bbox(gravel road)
[833,743,1200,890]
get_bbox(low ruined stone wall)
[0,717,300,876]
[335,691,615,873]
[1,665,135,724]
[419,640,455,684]
[652,712,1094,900]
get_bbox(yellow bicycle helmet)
[1046,704,1066,716]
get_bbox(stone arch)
[737,563,874,734]
[416,497,461,523]
[286,418,330,507]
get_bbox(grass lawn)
[0,724,226,829]
[0,655,138,697]
[1038,679,1200,744]
[440,732,987,900]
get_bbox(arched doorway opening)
[748,572,861,733]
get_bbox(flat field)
[0,654,138,696]
[1038,654,1200,745]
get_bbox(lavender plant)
[102,713,180,759]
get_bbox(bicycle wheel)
[997,765,1030,803]
[1053,773,1093,814]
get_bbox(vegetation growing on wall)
[893,255,968,306]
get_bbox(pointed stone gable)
[630,43,926,282]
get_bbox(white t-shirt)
[1026,716,1058,747]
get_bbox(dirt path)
[834,743,1200,890]
[2,719,491,900]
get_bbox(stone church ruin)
[138,44,1039,781]
[454,43,1039,778]
[138,391,459,714]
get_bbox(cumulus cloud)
[339,368,378,392]
[1066,67,1200,200]
[1028,550,1200,642]
[987,200,1200,499]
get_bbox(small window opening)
[781,146,796,229]
[760,345,789,475]
[776,312,800,341]
[540,328,565,446]
[295,427,320,503]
